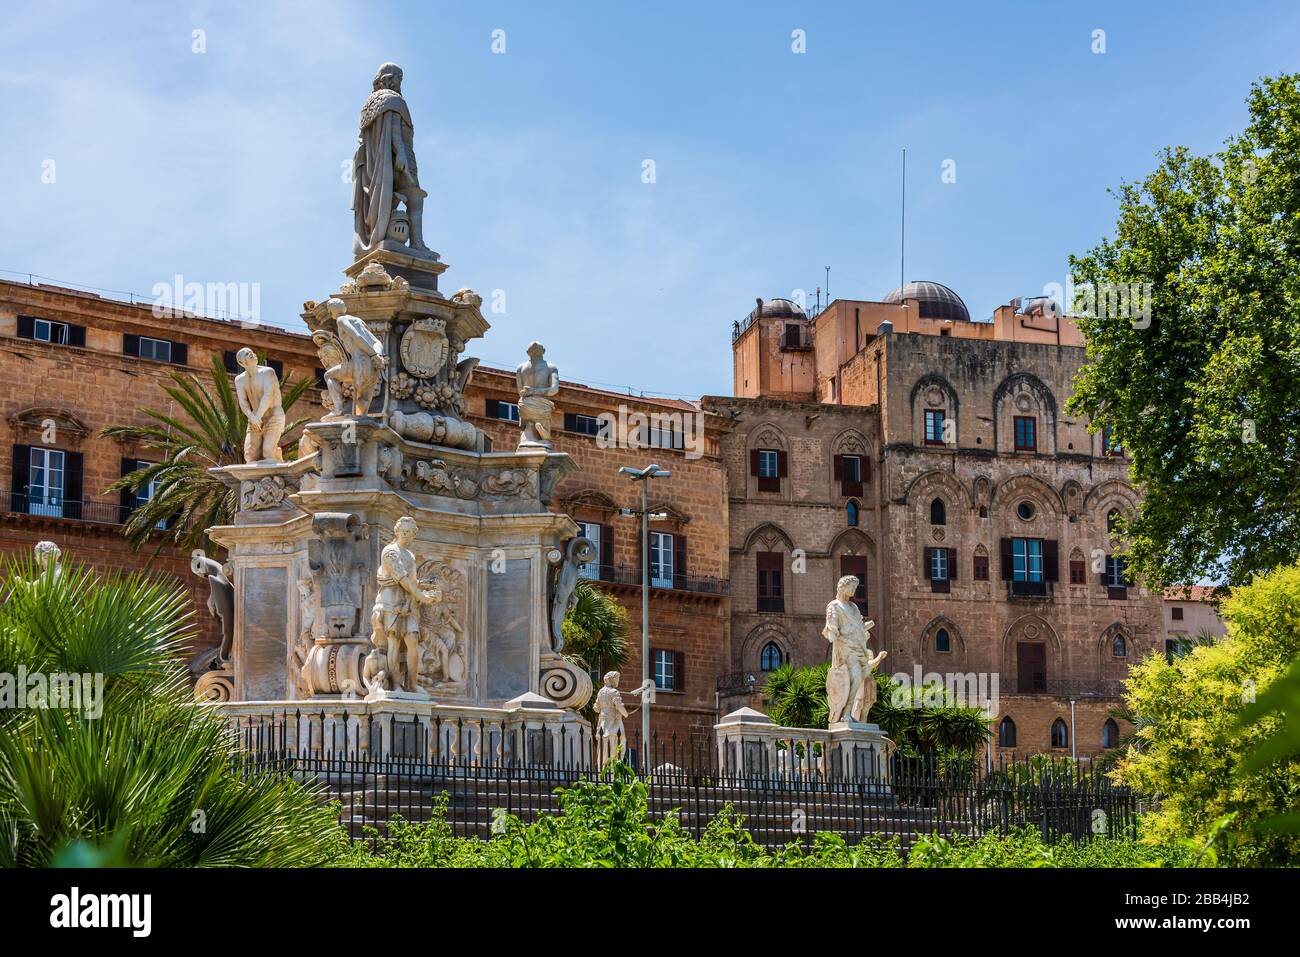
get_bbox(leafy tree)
[1066,73,1300,587]
[0,555,344,866]
[1115,560,1300,865]
[103,353,313,552]
[560,579,630,676]
[763,665,991,756]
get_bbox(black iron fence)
[230,710,1141,853]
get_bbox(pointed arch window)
[1050,718,1069,749]
[846,500,859,527]
[760,641,784,672]
[930,498,946,526]
[1102,718,1120,749]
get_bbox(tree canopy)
[1066,73,1300,586]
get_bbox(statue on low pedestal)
[516,341,559,449]
[313,298,386,418]
[824,575,887,726]
[368,517,442,695]
[595,670,629,764]
[234,348,285,463]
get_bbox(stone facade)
[714,286,1161,758]
[0,280,731,746]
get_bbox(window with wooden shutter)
[999,538,1014,580]
[1043,539,1059,582]
[673,535,687,590]
[835,454,864,497]
[757,551,784,612]
[62,451,83,520]
[674,651,685,692]
[1016,642,1047,693]
[755,449,781,492]
[973,554,989,580]
[10,444,30,512]
[1069,559,1086,584]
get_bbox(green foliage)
[764,665,991,756]
[1066,73,1300,586]
[560,579,630,676]
[1115,560,1300,865]
[0,556,345,866]
[102,353,313,552]
[341,762,1191,869]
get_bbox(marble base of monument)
[714,706,893,791]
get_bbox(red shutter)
[749,449,760,476]
[922,547,934,580]
[946,548,957,581]
[674,651,685,692]
[1000,538,1014,580]
[1043,539,1059,582]
[833,455,843,480]
[776,450,788,478]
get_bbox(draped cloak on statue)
[352,88,418,256]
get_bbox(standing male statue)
[595,670,630,764]
[315,298,386,418]
[515,341,559,449]
[824,575,888,726]
[369,517,441,694]
[352,62,430,257]
[234,348,285,463]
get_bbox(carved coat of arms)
[399,317,449,379]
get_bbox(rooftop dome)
[882,281,969,323]
[751,297,807,320]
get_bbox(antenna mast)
[900,148,907,292]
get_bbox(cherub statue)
[368,517,441,694]
[824,575,888,726]
[313,298,386,418]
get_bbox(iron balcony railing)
[7,491,128,525]
[1007,579,1054,600]
[716,670,766,696]
[578,562,730,596]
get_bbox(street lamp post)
[619,463,671,762]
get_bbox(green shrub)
[1116,561,1300,866]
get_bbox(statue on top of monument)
[352,62,430,258]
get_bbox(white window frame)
[33,318,70,344]
[576,520,601,581]
[930,548,948,582]
[757,449,779,479]
[653,649,676,691]
[28,447,66,517]
[493,401,520,423]
[650,531,674,588]
[840,455,862,483]
[138,336,173,363]
[1012,538,1043,582]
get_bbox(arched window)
[1050,718,1069,749]
[1102,718,1120,749]
[760,641,784,672]
[846,500,859,527]
[998,717,1017,748]
[935,628,951,653]
[1107,509,1120,535]
[1111,634,1127,657]
[930,498,946,526]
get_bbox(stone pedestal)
[714,706,893,788]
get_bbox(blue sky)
[2,1,1296,398]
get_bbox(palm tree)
[102,353,313,552]
[0,554,344,866]
[764,663,831,729]
[560,579,630,676]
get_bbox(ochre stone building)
[2,275,1163,758]
[0,279,730,746]
[713,284,1157,759]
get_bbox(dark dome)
[751,297,807,320]
[882,281,969,323]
